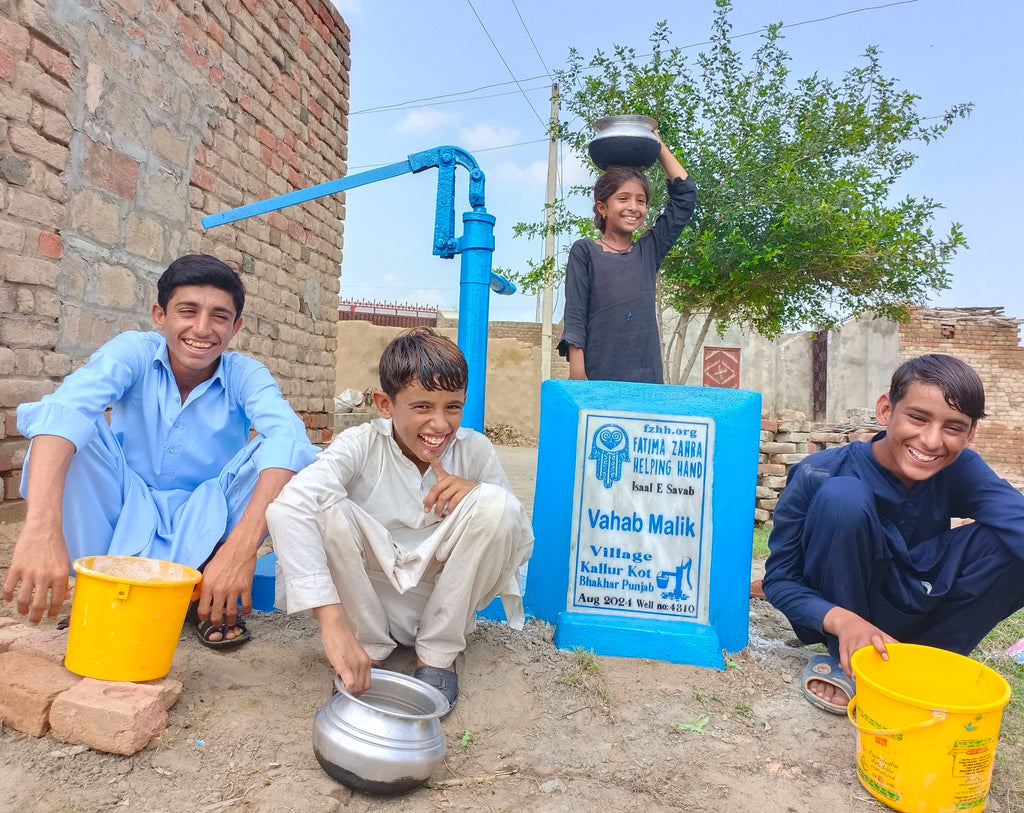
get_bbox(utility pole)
[540,82,559,380]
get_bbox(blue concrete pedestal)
[555,612,722,665]
[524,380,761,669]
[251,552,278,612]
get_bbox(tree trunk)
[678,308,717,384]
[665,308,692,384]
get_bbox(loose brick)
[0,651,81,737]
[9,628,68,664]
[761,442,797,455]
[0,623,38,652]
[139,676,184,710]
[49,679,167,755]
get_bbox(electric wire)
[350,0,920,118]
[465,0,547,127]
[347,138,549,172]
[511,0,553,77]
[354,83,552,116]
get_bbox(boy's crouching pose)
[763,354,1024,714]
[267,328,533,712]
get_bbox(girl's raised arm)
[656,135,688,181]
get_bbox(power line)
[350,0,920,117]
[351,75,550,115]
[511,0,552,78]
[353,83,552,117]
[347,138,549,172]
[465,0,546,127]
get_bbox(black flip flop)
[186,600,251,650]
[196,617,251,650]
[413,663,458,715]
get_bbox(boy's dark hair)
[889,354,987,423]
[379,327,468,398]
[157,254,245,320]
[593,166,651,232]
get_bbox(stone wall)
[0,0,350,502]
[899,307,1024,480]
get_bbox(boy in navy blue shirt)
[764,354,1024,713]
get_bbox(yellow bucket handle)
[847,694,947,736]
[115,583,131,600]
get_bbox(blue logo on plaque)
[656,559,693,601]
[589,423,630,488]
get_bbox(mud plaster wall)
[0,0,349,502]
[334,320,554,438]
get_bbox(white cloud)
[458,122,520,152]
[394,108,458,136]
[487,158,548,186]
[560,151,595,188]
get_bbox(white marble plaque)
[567,410,714,623]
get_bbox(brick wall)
[898,307,1024,480]
[0,0,349,502]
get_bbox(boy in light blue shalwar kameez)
[3,255,317,648]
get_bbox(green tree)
[511,0,970,383]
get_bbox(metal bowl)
[588,115,661,169]
[312,670,448,795]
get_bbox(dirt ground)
[1,447,1021,812]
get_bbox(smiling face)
[373,380,466,472]
[596,178,648,238]
[872,381,976,487]
[151,284,241,391]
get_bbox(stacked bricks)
[0,0,351,502]
[756,411,881,524]
[898,307,1024,485]
[0,618,182,755]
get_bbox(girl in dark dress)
[558,137,696,383]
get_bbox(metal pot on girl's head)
[313,670,449,795]
[588,115,661,170]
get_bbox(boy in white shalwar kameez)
[267,328,533,712]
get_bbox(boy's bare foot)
[196,618,251,649]
[806,677,850,708]
[801,654,854,714]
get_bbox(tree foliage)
[511,0,970,382]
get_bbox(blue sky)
[330,0,1024,327]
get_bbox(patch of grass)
[564,647,610,706]
[752,525,771,559]
[733,703,754,718]
[974,609,1024,808]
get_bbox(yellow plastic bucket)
[65,556,202,682]
[849,643,1011,813]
